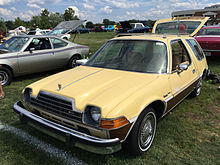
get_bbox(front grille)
[30,91,82,122]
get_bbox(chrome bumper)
[13,101,121,154]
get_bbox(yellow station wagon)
[14,17,209,155]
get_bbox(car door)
[50,38,71,67]
[18,37,56,74]
[166,39,199,111]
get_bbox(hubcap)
[196,80,202,95]
[71,58,79,68]
[0,70,9,86]
[139,112,156,151]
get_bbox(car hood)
[29,66,158,118]
[152,17,209,36]
[48,20,85,35]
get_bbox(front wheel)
[0,67,13,86]
[125,107,157,155]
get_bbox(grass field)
[0,32,220,165]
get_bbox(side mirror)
[29,47,35,52]
[178,63,189,73]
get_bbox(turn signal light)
[100,116,129,129]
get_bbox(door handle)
[192,69,195,74]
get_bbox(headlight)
[22,88,32,103]
[83,106,101,127]
[90,107,101,122]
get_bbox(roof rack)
[172,16,206,20]
[116,33,150,37]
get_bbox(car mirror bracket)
[177,63,189,73]
[29,47,35,53]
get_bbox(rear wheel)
[0,67,13,86]
[191,79,202,97]
[125,107,157,155]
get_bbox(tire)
[68,55,80,68]
[190,79,202,97]
[0,67,13,86]
[125,107,157,155]
[63,37,68,40]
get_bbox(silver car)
[0,35,89,86]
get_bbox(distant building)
[172,4,220,25]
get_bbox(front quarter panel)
[0,52,19,75]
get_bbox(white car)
[28,29,51,35]
[47,20,84,40]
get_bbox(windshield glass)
[197,27,220,35]
[47,29,69,35]
[0,37,29,52]
[86,40,168,74]
[155,21,201,34]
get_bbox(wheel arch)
[123,100,166,142]
[0,64,14,76]
[202,68,209,79]
[70,53,82,60]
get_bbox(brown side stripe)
[166,78,200,112]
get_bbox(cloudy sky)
[0,0,219,23]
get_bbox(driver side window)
[171,40,191,71]
[25,38,51,51]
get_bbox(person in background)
[0,65,5,99]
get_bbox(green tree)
[5,20,14,31]
[30,16,41,29]
[13,17,25,29]
[145,20,155,27]
[49,12,63,28]
[40,9,51,29]
[63,8,79,21]
[86,21,94,28]
[0,18,7,35]
[103,19,115,26]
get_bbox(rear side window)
[51,38,68,49]
[186,39,205,61]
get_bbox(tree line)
[0,8,155,34]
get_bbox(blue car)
[105,25,115,31]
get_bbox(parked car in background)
[72,27,92,34]
[105,25,116,31]
[47,20,84,40]
[92,26,107,32]
[195,25,220,56]
[117,21,151,34]
[27,29,51,35]
[2,30,26,42]
[13,17,209,156]
[0,35,89,86]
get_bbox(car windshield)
[197,27,220,35]
[47,29,69,35]
[155,21,201,35]
[0,37,29,52]
[86,40,168,74]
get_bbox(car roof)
[113,34,192,42]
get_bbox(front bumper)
[13,101,121,154]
